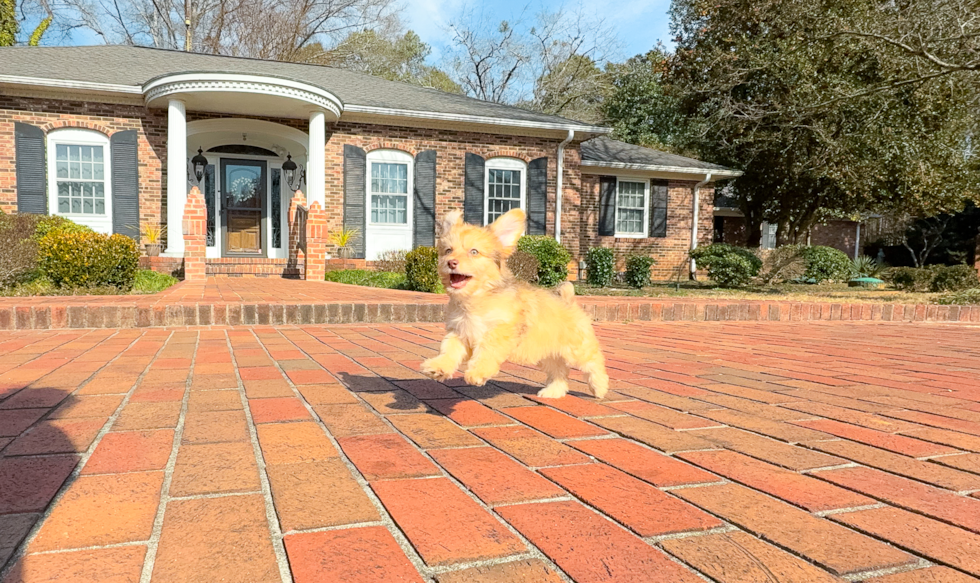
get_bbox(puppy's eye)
[444,248,453,255]
[469,249,479,256]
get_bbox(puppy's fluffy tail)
[556,282,575,303]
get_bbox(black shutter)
[413,150,437,248]
[14,122,47,214]
[650,180,668,238]
[598,176,617,236]
[343,145,367,259]
[111,130,140,240]
[526,157,547,235]
[463,153,485,225]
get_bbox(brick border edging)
[0,300,978,330]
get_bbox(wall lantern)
[282,154,304,191]
[191,147,208,183]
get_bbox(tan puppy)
[420,208,609,399]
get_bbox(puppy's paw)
[463,370,490,386]
[537,385,568,399]
[420,357,455,382]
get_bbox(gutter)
[581,160,742,178]
[555,129,575,243]
[690,172,713,280]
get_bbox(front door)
[221,159,266,256]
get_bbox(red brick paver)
[3,321,980,583]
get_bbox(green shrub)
[930,264,979,292]
[133,270,179,293]
[758,245,805,284]
[887,266,938,292]
[0,213,42,288]
[506,250,539,283]
[516,235,571,288]
[934,288,980,305]
[801,246,852,282]
[33,215,93,241]
[585,247,615,287]
[38,230,140,290]
[404,247,442,293]
[325,269,407,289]
[624,254,656,289]
[690,244,763,288]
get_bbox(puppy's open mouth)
[449,273,472,289]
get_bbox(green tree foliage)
[0,0,17,46]
[316,30,461,93]
[601,49,694,153]
[659,0,979,246]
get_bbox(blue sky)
[55,0,674,64]
[403,0,674,62]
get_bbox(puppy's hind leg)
[537,356,570,399]
[580,353,609,399]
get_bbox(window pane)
[94,162,104,180]
[81,147,92,163]
[69,146,80,161]
[56,161,69,179]
[56,144,68,161]
[95,199,105,214]
[370,162,408,195]
[93,184,104,199]
[69,162,80,179]
[81,163,92,180]
[71,198,81,213]
[58,182,69,197]
[93,147,103,164]
[83,198,93,213]
[58,198,70,213]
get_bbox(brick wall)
[810,220,860,258]
[0,95,167,239]
[578,175,714,280]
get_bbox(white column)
[307,110,326,208]
[165,99,187,255]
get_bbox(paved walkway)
[1,321,980,583]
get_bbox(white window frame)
[614,176,649,238]
[46,128,113,234]
[366,149,413,227]
[484,157,527,225]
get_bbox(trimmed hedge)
[404,247,442,293]
[0,213,41,288]
[690,244,763,288]
[38,230,140,290]
[624,254,656,289]
[801,246,852,283]
[516,235,571,288]
[585,247,615,287]
[930,264,979,292]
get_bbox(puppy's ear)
[489,208,526,251]
[436,210,463,238]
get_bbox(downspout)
[555,129,575,243]
[689,172,713,280]
[854,221,861,260]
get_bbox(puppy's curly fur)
[420,208,609,399]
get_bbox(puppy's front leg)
[421,333,468,381]
[463,325,513,386]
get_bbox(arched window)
[484,157,527,224]
[366,149,413,226]
[46,128,112,233]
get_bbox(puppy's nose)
[447,259,458,270]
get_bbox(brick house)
[1,45,739,280]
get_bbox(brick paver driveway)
[2,321,979,582]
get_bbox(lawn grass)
[1,269,178,297]
[573,281,951,304]
[325,269,407,289]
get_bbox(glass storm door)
[221,159,266,256]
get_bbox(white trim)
[613,176,649,239]
[143,73,343,118]
[582,160,742,178]
[484,157,527,226]
[365,149,414,260]
[46,128,113,234]
[0,74,143,94]
[344,104,609,135]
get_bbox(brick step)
[206,259,304,278]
